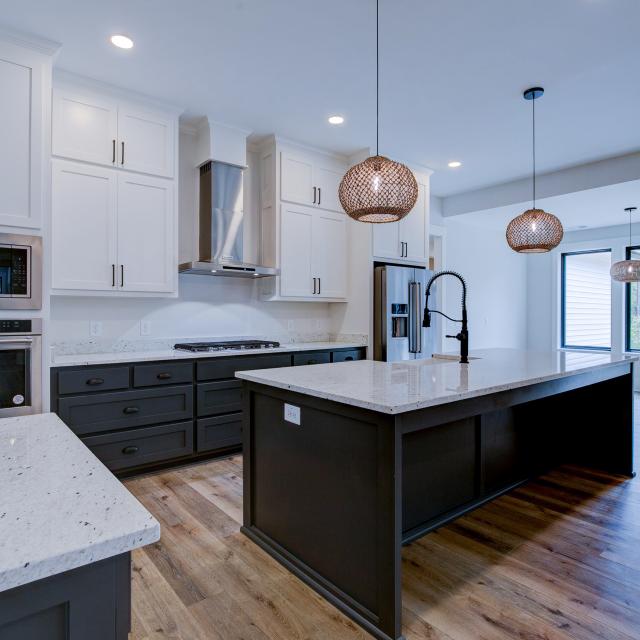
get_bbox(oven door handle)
[0,337,33,345]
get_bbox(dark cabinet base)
[0,554,131,640]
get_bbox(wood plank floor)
[125,421,640,639]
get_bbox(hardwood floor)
[125,423,640,639]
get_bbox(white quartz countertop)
[236,348,637,415]
[0,413,160,592]
[52,342,365,367]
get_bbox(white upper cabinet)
[372,173,431,265]
[0,38,53,229]
[279,204,347,300]
[117,173,174,293]
[52,160,117,291]
[117,107,174,178]
[280,148,347,213]
[52,89,118,167]
[52,83,176,178]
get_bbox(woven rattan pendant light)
[338,0,418,223]
[506,87,564,252]
[611,207,640,282]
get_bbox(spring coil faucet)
[423,270,469,364]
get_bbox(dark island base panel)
[50,347,365,477]
[242,363,635,640]
[0,554,131,640]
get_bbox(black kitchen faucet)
[423,270,469,364]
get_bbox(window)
[626,246,640,351]
[561,250,611,350]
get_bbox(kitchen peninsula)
[0,413,159,639]
[237,348,636,640]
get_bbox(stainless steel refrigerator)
[374,264,436,362]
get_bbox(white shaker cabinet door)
[399,182,428,263]
[314,164,344,213]
[312,212,347,299]
[280,151,314,207]
[280,204,314,298]
[372,221,401,261]
[117,106,175,178]
[52,88,118,166]
[52,160,117,291]
[116,174,174,293]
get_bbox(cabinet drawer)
[293,352,331,366]
[197,380,242,417]
[197,414,242,453]
[84,421,194,471]
[133,361,193,387]
[58,385,193,436]
[57,366,130,395]
[197,354,291,381]
[332,349,364,363]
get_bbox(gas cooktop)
[174,340,281,353]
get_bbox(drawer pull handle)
[157,372,172,380]
[123,406,139,415]
[122,446,139,455]
[86,378,104,386]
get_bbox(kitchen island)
[0,413,159,639]
[237,348,636,640]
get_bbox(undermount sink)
[432,354,481,362]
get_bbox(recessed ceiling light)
[110,34,134,49]
[448,161,462,168]
[328,115,345,125]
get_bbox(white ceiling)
[2,0,639,197]
[454,179,640,231]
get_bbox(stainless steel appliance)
[174,339,280,353]
[179,161,278,278]
[0,233,42,310]
[0,319,42,417]
[374,264,436,361]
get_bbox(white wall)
[441,215,528,350]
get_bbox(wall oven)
[0,233,42,310]
[0,319,42,417]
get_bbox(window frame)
[560,248,612,351]
[625,245,640,352]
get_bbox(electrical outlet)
[140,320,151,336]
[284,403,301,425]
[90,321,103,337]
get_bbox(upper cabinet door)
[280,204,314,297]
[280,151,314,206]
[372,222,401,261]
[399,181,428,263]
[51,160,117,291]
[117,107,175,178]
[117,173,174,293]
[0,44,48,229]
[312,212,347,299]
[52,88,118,167]
[314,164,344,213]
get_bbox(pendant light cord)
[376,0,379,156]
[532,94,536,209]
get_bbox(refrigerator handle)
[414,281,422,353]
[408,281,418,353]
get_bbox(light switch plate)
[284,403,301,425]
[90,321,103,337]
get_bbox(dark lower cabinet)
[50,347,366,476]
[0,554,131,640]
[83,421,194,471]
[197,413,243,452]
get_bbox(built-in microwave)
[0,233,42,310]
[0,319,42,418]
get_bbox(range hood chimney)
[179,120,278,279]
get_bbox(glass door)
[0,346,29,410]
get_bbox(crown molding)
[0,26,61,56]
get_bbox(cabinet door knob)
[123,406,139,415]
[112,139,116,164]
[313,277,317,294]
[157,372,172,380]
[121,141,125,165]
[317,277,321,295]
[318,187,321,206]
[86,378,104,386]
[112,264,116,287]
[120,265,124,287]
[122,446,139,455]
[313,186,317,204]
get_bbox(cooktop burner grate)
[174,340,281,352]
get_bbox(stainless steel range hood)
[179,160,278,278]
